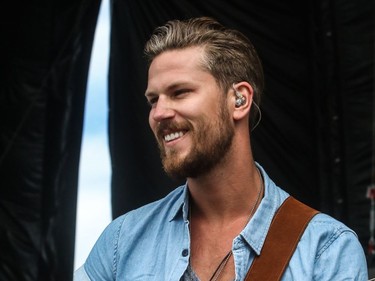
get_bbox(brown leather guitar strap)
[244,196,319,281]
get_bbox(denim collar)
[168,163,289,256]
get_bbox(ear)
[231,82,254,121]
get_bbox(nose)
[150,97,175,122]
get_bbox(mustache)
[156,120,191,139]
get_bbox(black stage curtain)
[2,0,371,279]
[109,0,374,255]
[0,0,101,280]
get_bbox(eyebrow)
[145,82,193,97]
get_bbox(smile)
[164,131,184,142]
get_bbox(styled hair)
[144,17,264,122]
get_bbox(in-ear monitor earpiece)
[233,84,246,107]
[232,83,262,131]
[235,94,246,107]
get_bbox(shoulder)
[84,185,186,280]
[290,212,368,280]
[307,212,355,236]
[123,184,186,221]
[304,213,363,259]
[96,184,186,245]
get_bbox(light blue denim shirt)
[75,165,368,280]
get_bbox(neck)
[187,145,262,222]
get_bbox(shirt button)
[182,249,189,257]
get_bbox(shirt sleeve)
[83,215,126,280]
[314,229,368,281]
[73,266,91,281]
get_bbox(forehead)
[146,47,215,92]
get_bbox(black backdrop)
[1,0,374,280]
[1,0,101,280]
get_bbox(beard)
[156,104,235,179]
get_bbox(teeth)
[164,131,184,142]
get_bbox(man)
[75,17,368,280]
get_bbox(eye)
[174,89,190,97]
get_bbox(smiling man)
[146,46,235,180]
[74,17,368,280]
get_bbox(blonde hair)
[144,17,264,122]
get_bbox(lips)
[157,121,190,144]
[164,131,184,142]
